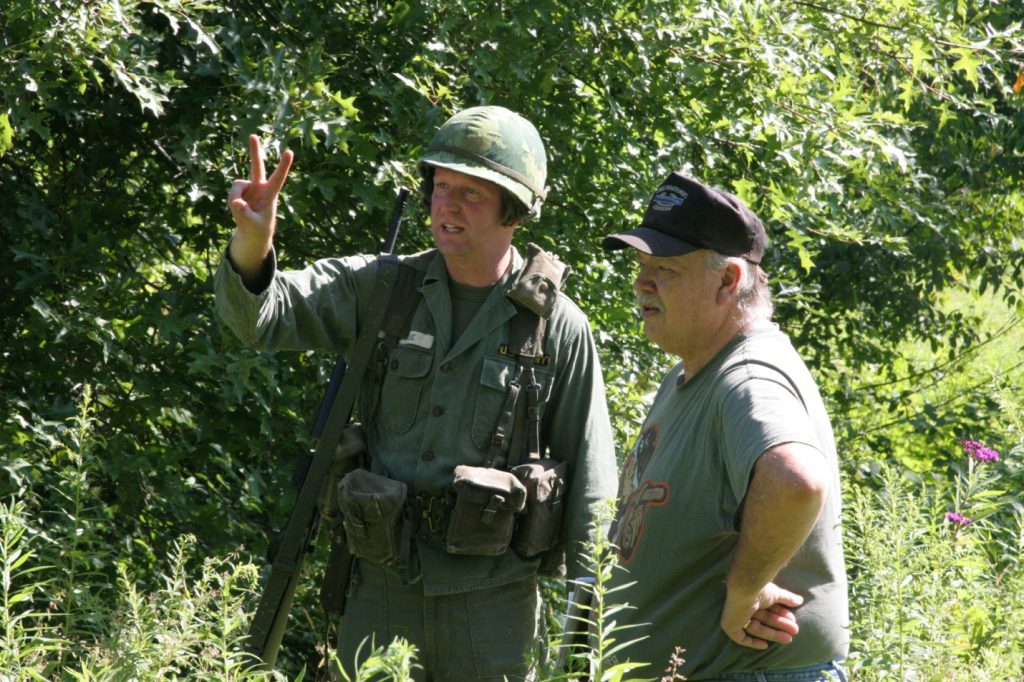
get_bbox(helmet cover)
[420,106,548,218]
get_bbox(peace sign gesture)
[228,134,293,235]
[227,135,293,284]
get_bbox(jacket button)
[432,405,444,417]
[422,451,435,462]
[390,359,399,371]
[440,362,453,373]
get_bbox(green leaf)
[785,229,815,274]
[949,47,981,88]
[731,178,757,205]
[0,113,13,157]
[908,38,929,75]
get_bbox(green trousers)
[335,560,540,682]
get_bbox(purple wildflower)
[961,439,1000,462]
[945,512,973,526]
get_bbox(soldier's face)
[430,168,514,268]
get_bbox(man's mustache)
[635,292,663,312]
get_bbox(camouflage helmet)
[420,106,548,219]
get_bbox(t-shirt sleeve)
[718,366,824,507]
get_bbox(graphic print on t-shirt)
[613,424,669,563]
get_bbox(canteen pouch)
[445,465,527,556]
[510,458,568,557]
[337,469,407,565]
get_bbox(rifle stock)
[244,188,410,670]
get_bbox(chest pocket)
[379,344,434,436]
[471,355,553,453]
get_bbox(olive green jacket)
[214,244,617,594]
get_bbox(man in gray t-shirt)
[601,173,849,681]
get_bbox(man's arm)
[544,318,618,579]
[226,134,293,290]
[721,441,828,649]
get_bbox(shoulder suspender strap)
[507,306,547,359]
[485,369,523,468]
[322,259,401,439]
[379,253,431,344]
[494,305,549,468]
[364,252,433,426]
[504,364,543,468]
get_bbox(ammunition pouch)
[445,465,527,556]
[511,458,567,558]
[337,469,408,565]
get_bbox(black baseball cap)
[602,172,767,264]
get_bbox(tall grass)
[845,454,1023,681]
[1,499,57,681]
[0,386,269,680]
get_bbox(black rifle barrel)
[382,188,410,255]
[245,187,411,669]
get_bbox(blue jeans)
[700,660,848,682]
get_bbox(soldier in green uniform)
[215,106,618,681]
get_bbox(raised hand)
[227,135,293,284]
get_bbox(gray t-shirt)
[607,325,849,680]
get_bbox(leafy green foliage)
[2,0,1023,679]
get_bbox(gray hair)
[704,251,773,323]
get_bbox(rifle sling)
[320,255,426,613]
[246,258,401,663]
